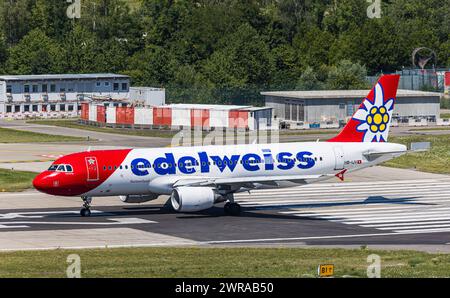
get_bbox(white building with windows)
[0,73,131,118]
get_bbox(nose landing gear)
[80,196,92,217]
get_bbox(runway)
[1,167,450,251]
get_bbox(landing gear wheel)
[224,202,231,215]
[80,208,91,217]
[80,196,92,217]
[224,202,241,216]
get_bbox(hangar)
[262,89,442,128]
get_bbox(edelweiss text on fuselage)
[131,149,316,176]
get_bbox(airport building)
[0,73,166,119]
[0,73,131,118]
[81,103,273,131]
[262,89,442,129]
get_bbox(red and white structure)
[81,103,273,131]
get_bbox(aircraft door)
[85,156,99,182]
[333,146,345,170]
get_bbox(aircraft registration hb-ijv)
[34,75,407,217]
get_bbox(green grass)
[27,119,179,138]
[384,134,450,174]
[0,127,85,143]
[0,247,449,277]
[441,113,450,119]
[0,168,37,192]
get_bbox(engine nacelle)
[171,187,221,212]
[119,194,159,204]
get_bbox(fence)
[367,69,448,92]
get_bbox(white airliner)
[33,75,407,217]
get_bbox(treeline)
[0,0,448,105]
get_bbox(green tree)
[322,0,367,34]
[203,23,274,88]
[325,60,369,90]
[0,0,33,45]
[296,67,324,90]
[0,34,7,73]
[126,44,177,87]
[59,25,101,73]
[139,0,191,46]
[293,26,334,70]
[30,0,71,40]
[439,38,450,67]
[6,29,62,74]
[270,44,300,89]
[167,64,215,104]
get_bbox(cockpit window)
[48,165,58,171]
[48,164,74,172]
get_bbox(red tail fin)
[328,74,400,143]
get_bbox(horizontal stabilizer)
[363,150,407,161]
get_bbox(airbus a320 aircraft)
[33,75,406,217]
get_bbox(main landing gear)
[223,194,241,216]
[80,196,92,217]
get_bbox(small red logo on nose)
[53,180,59,187]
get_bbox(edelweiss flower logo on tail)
[352,83,394,142]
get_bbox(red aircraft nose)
[33,172,56,194]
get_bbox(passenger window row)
[101,157,324,171]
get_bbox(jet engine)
[119,194,159,204]
[171,187,224,212]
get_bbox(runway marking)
[239,190,450,200]
[0,210,111,219]
[378,224,450,230]
[0,218,156,227]
[236,178,450,234]
[0,224,29,229]
[237,184,450,197]
[347,216,450,225]
[0,192,44,197]
[361,220,450,228]
[311,209,450,220]
[237,191,450,201]
[280,206,436,215]
[0,210,157,229]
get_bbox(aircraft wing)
[172,174,327,188]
